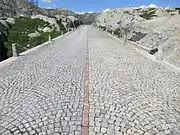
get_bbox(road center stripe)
[82,32,90,135]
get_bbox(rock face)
[95,8,145,31]
[129,15,180,68]
[0,20,10,61]
[95,7,180,68]
[0,0,49,17]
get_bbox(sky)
[39,0,180,13]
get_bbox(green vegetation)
[4,17,65,57]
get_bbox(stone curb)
[103,29,180,73]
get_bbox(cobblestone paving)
[0,27,88,135]
[1,26,180,135]
[88,27,180,135]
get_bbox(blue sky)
[39,0,180,13]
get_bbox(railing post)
[12,43,18,57]
[49,34,52,41]
[112,31,114,36]
[156,46,163,61]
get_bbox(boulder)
[7,18,15,24]
[31,15,60,31]
[0,20,11,29]
[28,31,41,38]
[42,27,52,33]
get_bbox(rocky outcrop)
[0,20,11,61]
[130,15,180,49]
[95,7,180,68]
[95,8,145,31]
[28,31,41,38]
[0,0,49,17]
[31,15,60,31]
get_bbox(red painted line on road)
[82,49,90,135]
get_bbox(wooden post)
[12,43,18,57]
[61,30,64,35]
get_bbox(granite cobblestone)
[0,27,88,135]
[88,27,180,135]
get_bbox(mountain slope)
[0,0,49,17]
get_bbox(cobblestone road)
[88,27,180,135]
[0,26,180,135]
[0,27,88,135]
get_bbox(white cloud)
[137,4,158,9]
[42,0,55,3]
[103,8,111,13]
